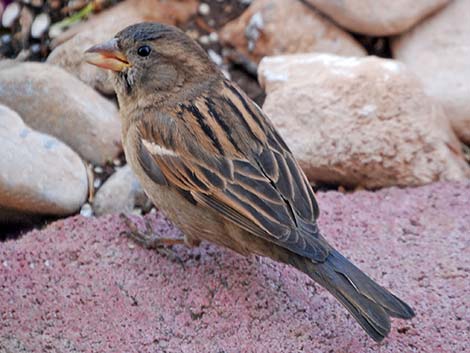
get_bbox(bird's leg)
[119,213,187,268]
[119,213,185,249]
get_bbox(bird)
[85,22,415,342]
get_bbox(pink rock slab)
[1,181,469,352]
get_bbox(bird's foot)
[119,213,186,267]
[119,213,185,249]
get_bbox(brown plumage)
[85,22,414,341]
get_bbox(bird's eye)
[137,45,151,57]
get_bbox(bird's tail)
[288,248,415,341]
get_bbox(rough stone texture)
[392,0,470,145]
[47,0,198,94]
[1,181,469,352]
[0,104,88,221]
[0,62,121,165]
[258,53,470,189]
[93,165,149,216]
[219,0,366,64]
[304,0,450,36]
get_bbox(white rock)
[0,62,122,165]
[0,105,88,221]
[305,0,450,36]
[198,35,210,45]
[259,53,470,188]
[31,13,50,39]
[208,49,223,66]
[2,2,21,28]
[208,32,218,43]
[393,0,470,144]
[198,3,210,16]
[80,203,93,218]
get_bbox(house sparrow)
[85,22,414,341]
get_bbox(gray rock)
[93,165,149,216]
[0,104,88,221]
[0,62,121,165]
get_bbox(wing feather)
[136,80,329,262]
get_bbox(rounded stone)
[219,0,366,64]
[258,53,470,188]
[0,62,122,165]
[305,0,450,36]
[93,165,148,216]
[0,104,88,220]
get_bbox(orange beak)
[85,38,130,72]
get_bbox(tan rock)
[93,165,149,216]
[259,54,470,188]
[305,0,450,36]
[393,0,470,145]
[0,62,121,165]
[47,0,198,94]
[0,104,88,221]
[219,0,365,64]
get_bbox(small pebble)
[113,158,122,167]
[30,43,41,54]
[80,203,93,218]
[198,3,210,16]
[93,178,102,189]
[29,43,42,60]
[2,2,21,28]
[209,32,219,43]
[1,34,12,45]
[31,13,50,39]
[94,166,104,174]
[198,35,210,45]
[208,49,223,66]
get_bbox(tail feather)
[292,249,415,341]
[326,250,415,319]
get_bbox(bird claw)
[119,213,186,267]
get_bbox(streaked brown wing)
[136,80,329,262]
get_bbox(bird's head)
[85,22,219,106]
